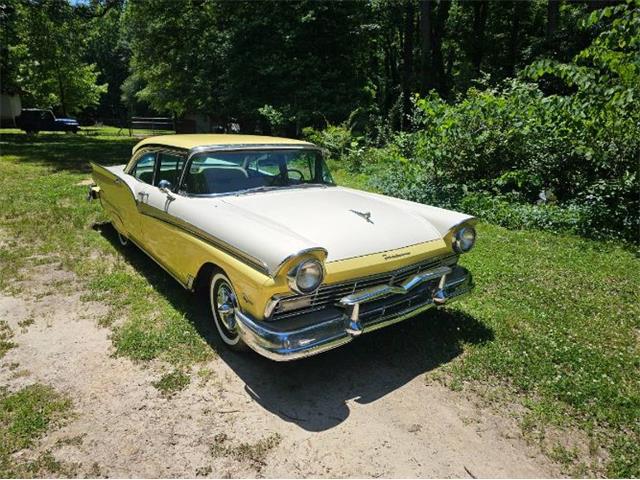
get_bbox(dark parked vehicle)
[16,108,80,134]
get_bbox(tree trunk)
[546,0,560,40]
[471,0,489,76]
[401,1,415,130]
[53,57,68,117]
[419,0,432,92]
[508,1,525,76]
[431,0,451,97]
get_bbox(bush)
[459,192,585,233]
[302,123,353,162]
[366,4,640,243]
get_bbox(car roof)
[132,134,315,153]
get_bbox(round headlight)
[288,259,324,294]
[453,226,476,253]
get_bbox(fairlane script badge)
[349,209,374,224]
[382,251,411,260]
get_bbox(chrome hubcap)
[216,284,236,332]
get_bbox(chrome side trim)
[136,201,271,276]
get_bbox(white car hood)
[217,186,460,263]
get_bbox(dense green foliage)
[310,3,639,242]
[122,1,373,132]
[3,0,618,126]
[1,0,107,115]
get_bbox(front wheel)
[209,272,248,351]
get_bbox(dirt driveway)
[0,260,561,478]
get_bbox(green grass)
[1,128,638,476]
[0,384,74,477]
[0,321,15,358]
[0,129,214,367]
[450,224,640,476]
[152,369,190,397]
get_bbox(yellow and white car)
[89,134,476,360]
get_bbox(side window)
[131,152,157,184]
[155,153,185,189]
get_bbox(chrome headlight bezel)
[287,258,324,294]
[453,225,477,253]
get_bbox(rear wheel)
[117,231,129,246]
[209,272,247,351]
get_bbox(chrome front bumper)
[234,264,474,361]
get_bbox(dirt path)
[0,264,561,478]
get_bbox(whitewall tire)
[209,272,247,351]
[117,231,129,246]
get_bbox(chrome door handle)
[137,191,148,200]
[114,178,121,185]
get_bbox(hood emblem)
[349,209,373,224]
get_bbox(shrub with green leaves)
[368,2,639,242]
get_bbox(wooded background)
[1,0,638,242]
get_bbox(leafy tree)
[83,0,129,120]
[122,0,374,133]
[122,0,224,117]
[9,0,106,115]
[0,0,21,94]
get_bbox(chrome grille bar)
[270,253,457,320]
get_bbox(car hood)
[219,186,446,262]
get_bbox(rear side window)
[131,152,156,184]
[155,153,185,188]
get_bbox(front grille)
[270,253,458,320]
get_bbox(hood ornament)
[349,209,373,224]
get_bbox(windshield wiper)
[234,185,282,195]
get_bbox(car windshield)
[183,149,335,195]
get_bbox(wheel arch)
[193,261,224,293]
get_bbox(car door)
[136,151,189,279]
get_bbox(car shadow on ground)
[95,221,494,432]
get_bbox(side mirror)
[158,179,173,193]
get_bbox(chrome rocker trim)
[234,265,474,361]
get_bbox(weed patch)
[210,432,281,471]
[0,384,74,477]
[152,370,190,397]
